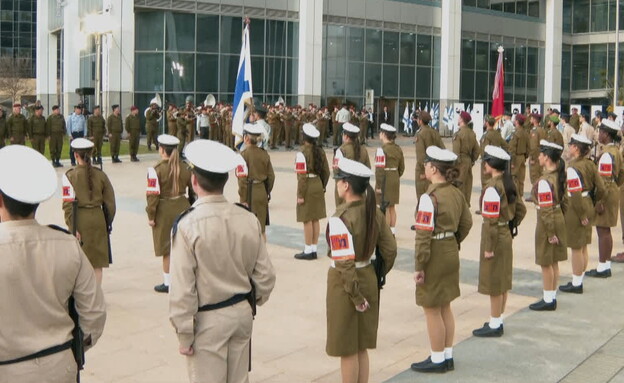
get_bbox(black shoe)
[131,156,140,162]
[410,225,416,231]
[112,157,122,163]
[446,358,454,371]
[294,252,317,260]
[472,322,503,337]
[559,282,583,294]
[410,357,448,373]
[585,268,611,278]
[529,299,557,311]
[154,283,169,293]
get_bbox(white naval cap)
[243,123,265,135]
[0,145,57,204]
[334,158,373,179]
[425,146,457,163]
[600,119,620,133]
[303,123,320,138]
[570,133,592,146]
[380,123,396,132]
[483,145,511,161]
[158,134,180,146]
[539,139,563,151]
[70,138,94,150]
[342,122,360,134]
[184,139,239,173]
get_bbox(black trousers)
[69,131,85,165]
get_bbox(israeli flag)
[403,103,411,134]
[232,22,253,144]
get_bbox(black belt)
[0,340,72,365]
[198,292,251,312]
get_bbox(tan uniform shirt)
[169,195,276,347]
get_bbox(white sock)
[390,227,396,235]
[311,244,317,252]
[606,261,612,269]
[597,262,608,272]
[163,273,171,286]
[543,290,553,303]
[431,351,445,364]
[489,317,502,329]
[500,313,504,324]
[304,245,313,254]
[444,347,453,359]
[572,274,583,286]
[553,290,557,300]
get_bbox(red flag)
[491,46,504,118]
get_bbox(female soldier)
[333,122,371,206]
[585,120,624,278]
[326,157,396,383]
[472,146,526,337]
[62,138,116,285]
[237,123,275,241]
[294,124,330,260]
[412,146,472,373]
[452,111,479,207]
[529,140,567,311]
[375,123,405,235]
[559,134,606,294]
[146,134,195,293]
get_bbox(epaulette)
[172,207,195,237]
[234,202,251,212]
[47,224,72,235]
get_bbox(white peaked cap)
[342,122,360,134]
[570,133,592,145]
[425,146,457,162]
[158,134,180,146]
[600,119,620,132]
[303,123,320,138]
[243,123,265,135]
[484,145,511,161]
[70,138,94,149]
[184,139,239,173]
[539,139,563,151]
[0,145,57,204]
[380,123,396,132]
[334,157,373,178]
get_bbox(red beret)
[12,103,21,108]
[459,111,471,123]
[130,106,138,111]
[531,113,542,122]
[515,114,526,125]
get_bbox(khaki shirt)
[125,114,140,133]
[169,195,276,347]
[107,114,123,135]
[28,115,48,136]
[452,126,479,163]
[88,115,106,136]
[415,124,445,175]
[529,126,547,160]
[0,220,106,360]
[46,114,66,135]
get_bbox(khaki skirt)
[77,206,110,269]
[416,237,461,307]
[594,182,619,227]
[376,170,401,206]
[152,197,190,257]
[478,225,513,296]
[535,207,568,266]
[297,177,327,222]
[565,195,594,249]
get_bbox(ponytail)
[363,184,379,257]
[502,161,517,204]
[556,158,566,201]
[165,146,181,195]
[76,150,94,200]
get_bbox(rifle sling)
[198,292,252,312]
[0,340,72,365]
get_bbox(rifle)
[68,297,85,383]
[246,178,253,212]
[102,204,113,264]
[247,280,257,372]
[373,174,389,290]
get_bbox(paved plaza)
[32,137,624,383]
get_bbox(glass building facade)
[0,0,36,77]
[462,0,541,18]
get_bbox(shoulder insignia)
[47,224,71,235]
[295,152,307,174]
[566,167,583,192]
[172,207,195,237]
[234,202,251,212]
[327,217,355,261]
[482,187,501,218]
[598,152,614,177]
[415,194,435,231]
[375,147,386,168]
[146,167,160,195]
[537,180,554,208]
[333,148,344,169]
[62,174,75,202]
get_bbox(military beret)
[459,111,471,123]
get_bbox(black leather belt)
[0,340,72,365]
[198,292,251,312]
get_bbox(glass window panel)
[515,46,526,73]
[19,1,31,11]
[327,25,346,60]
[514,73,526,98]
[1,0,12,10]
[491,3,503,11]
[573,0,589,33]
[527,75,537,91]
[477,0,489,8]
[460,70,474,101]
[165,53,194,92]
[464,0,477,6]
[416,66,431,98]
[609,0,617,31]
[527,47,538,75]
[365,63,382,95]
[504,72,514,99]
[347,27,365,62]
[433,35,441,67]
[326,59,346,96]
[287,22,299,57]
[287,58,298,94]
[572,45,589,90]
[475,41,488,71]
[220,16,242,54]
[417,34,432,66]
[266,57,286,95]
[135,11,163,51]
[196,54,218,93]
[347,62,364,96]
[591,0,609,32]
[563,1,572,33]
[475,71,489,101]
[462,39,475,70]
[135,53,163,92]
[504,2,515,13]
[400,33,415,66]
[432,66,440,99]
[516,1,528,15]
[590,44,607,89]
[196,15,219,53]
[250,19,265,55]
[608,43,615,87]
[383,31,399,64]
[251,57,264,94]
[383,65,399,96]
[400,66,415,98]
[528,1,540,17]
[19,22,30,32]
[365,29,382,63]
[165,12,195,52]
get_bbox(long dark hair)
[344,131,361,160]
[304,135,324,175]
[344,176,378,256]
[485,157,517,204]
[163,145,181,195]
[543,148,566,201]
[430,160,461,188]
[75,149,94,200]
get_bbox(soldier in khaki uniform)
[528,141,567,311]
[167,104,178,136]
[146,135,195,293]
[222,106,234,149]
[509,114,530,198]
[107,105,123,163]
[169,140,276,383]
[145,103,160,151]
[63,138,116,285]
[528,113,547,196]
[282,106,295,149]
[47,105,66,167]
[0,145,106,383]
[359,109,369,144]
[546,115,564,147]
[28,105,48,155]
[412,146,472,373]
[375,123,405,235]
[184,97,196,144]
[208,106,219,141]
[569,107,581,133]
[126,106,141,162]
[176,107,189,153]
[473,146,526,338]
[87,105,106,164]
[7,103,28,145]
[333,122,371,206]
[452,111,480,207]
[326,157,397,382]
[479,117,508,191]
[415,111,445,200]
[268,106,283,149]
[237,124,276,238]
[0,108,6,148]
[294,124,330,260]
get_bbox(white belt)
[330,259,371,268]
[567,191,589,197]
[384,168,398,171]
[536,204,561,210]
[306,174,318,178]
[432,231,455,240]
